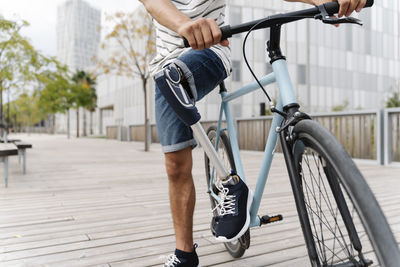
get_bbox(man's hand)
[140,0,229,50]
[312,0,366,17]
[177,18,229,51]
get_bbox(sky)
[0,0,141,57]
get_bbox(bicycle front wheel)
[290,119,400,267]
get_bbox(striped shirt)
[149,0,231,77]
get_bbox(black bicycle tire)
[204,125,250,258]
[292,119,400,266]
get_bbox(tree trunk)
[13,114,17,133]
[67,109,70,139]
[83,109,87,136]
[0,84,3,137]
[46,115,50,133]
[90,111,93,135]
[7,99,10,127]
[143,78,150,152]
[76,108,80,138]
[28,116,31,135]
[52,114,56,134]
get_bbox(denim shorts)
[155,49,228,153]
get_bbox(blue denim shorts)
[155,49,227,153]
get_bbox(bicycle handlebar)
[324,0,373,14]
[183,0,374,47]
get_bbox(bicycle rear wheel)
[290,119,400,266]
[204,125,250,258]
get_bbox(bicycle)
[160,0,400,266]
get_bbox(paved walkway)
[0,134,399,266]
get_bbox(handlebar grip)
[183,38,190,48]
[365,0,375,8]
[323,0,374,15]
[183,25,233,48]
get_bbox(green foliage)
[332,100,349,112]
[0,18,42,94]
[386,92,400,108]
[0,17,100,133]
[7,92,44,127]
[264,99,277,116]
[0,17,59,128]
[38,64,73,115]
[71,70,97,110]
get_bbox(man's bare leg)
[165,146,195,252]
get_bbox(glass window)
[230,6,242,39]
[265,63,273,75]
[232,60,241,82]
[297,64,307,85]
[346,26,352,52]
[310,66,318,85]
[365,29,372,55]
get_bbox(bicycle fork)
[280,125,320,265]
[280,116,371,267]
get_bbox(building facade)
[56,0,101,135]
[95,6,155,136]
[79,1,400,137]
[197,0,400,120]
[56,0,101,70]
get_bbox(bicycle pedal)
[260,214,283,225]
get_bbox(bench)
[14,142,32,175]
[0,143,18,187]
[0,138,21,143]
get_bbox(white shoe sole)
[214,189,253,243]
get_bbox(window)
[297,64,307,85]
[265,63,273,75]
[232,60,241,82]
[230,7,242,39]
[346,26,353,51]
[230,7,242,25]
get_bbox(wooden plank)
[14,142,32,149]
[0,133,398,266]
[0,143,18,156]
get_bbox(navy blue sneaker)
[163,244,200,267]
[214,175,253,242]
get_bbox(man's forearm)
[140,0,229,50]
[139,0,191,33]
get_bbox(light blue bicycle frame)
[191,58,298,228]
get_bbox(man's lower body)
[155,49,251,266]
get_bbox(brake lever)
[318,16,363,25]
[315,4,363,26]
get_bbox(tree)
[37,62,74,134]
[72,70,97,137]
[87,85,97,135]
[386,92,400,108]
[0,18,42,133]
[332,100,349,112]
[8,92,44,132]
[97,9,155,151]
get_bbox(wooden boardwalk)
[0,134,399,267]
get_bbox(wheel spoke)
[300,149,356,263]
[290,122,394,266]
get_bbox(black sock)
[174,248,196,259]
